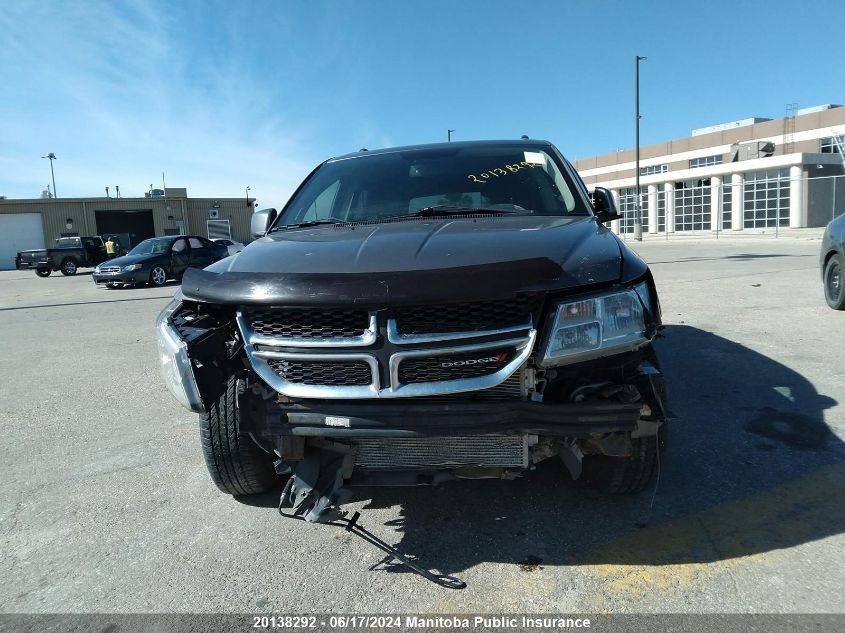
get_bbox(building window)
[689,154,723,169]
[639,164,668,176]
[820,135,845,154]
[657,185,665,233]
[618,187,648,234]
[674,179,711,231]
[743,169,790,228]
[722,180,732,230]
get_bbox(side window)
[302,179,341,221]
[188,237,204,249]
[172,239,188,253]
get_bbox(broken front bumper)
[243,399,644,438]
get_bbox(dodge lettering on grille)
[440,352,508,368]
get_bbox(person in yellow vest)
[105,237,117,259]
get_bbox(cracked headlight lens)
[541,288,648,366]
[155,292,204,412]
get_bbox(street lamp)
[42,152,57,198]
[634,55,647,241]
[447,129,456,142]
[245,185,251,208]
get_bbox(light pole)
[245,185,251,208]
[634,55,647,241]
[42,153,57,198]
[447,129,455,142]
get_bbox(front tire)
[35,268,51,277]
[583,436,659,495]
[60,259,77,276]
[824,253,845,310]
[149,265,168,287]
[200,378,278,496]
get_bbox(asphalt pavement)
[0,234,843,616]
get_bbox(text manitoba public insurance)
[405,616,591,628]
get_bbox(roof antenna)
[359,148,368,152]
[521,135,529,140]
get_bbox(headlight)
[541,287,649,366]
[155,293,204,412]
[123,263,143,271]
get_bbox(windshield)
[278,145,589,227]
[128,237,174,255]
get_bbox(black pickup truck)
[16,236,108,277]
[156,140,667,527]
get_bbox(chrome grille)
[353,435,529,469]
[249,308,369,339]
[98,266,121,274]
[266,358,372,386]
[413,369,525,401]
[237,304,536,399]
[394,297,536,334]
[398,348,513,384]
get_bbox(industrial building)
[573,104,845,235]
[0,188,255,269]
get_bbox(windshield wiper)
[372,206,529,222]
[414,205,525,216]
[271,218,344,232]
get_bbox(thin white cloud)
[0,0,319,206]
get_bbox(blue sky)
[1,0,843,206]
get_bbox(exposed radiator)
[353,435,528,470]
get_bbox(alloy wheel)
[152,267,167,286]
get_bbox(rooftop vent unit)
[731,141,775,162]
[692,117,771,136]
[795,104,842,116]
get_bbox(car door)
[188,237,215,268]
[204,237,229,261]
[170,238,190,276]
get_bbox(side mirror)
[592,187,622,224]
[251,208,278,238]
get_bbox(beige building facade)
[573,104,845,234]
[0,188,255,269]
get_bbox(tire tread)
[199,378,276,496]
[824,253,845,310]
[583,435,659,495]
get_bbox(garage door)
[0,213,45,270]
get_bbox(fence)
[612,172,845,240]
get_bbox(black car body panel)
[820,212,845,275]
[820,212,845,309]
[155,140,668,531]
[182,215,624,306]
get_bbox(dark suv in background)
[94,235,227,288]
[156,140,667,525]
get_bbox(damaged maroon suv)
[156,140,667,525]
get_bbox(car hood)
[181,215,625,306]
[98,253,162,267]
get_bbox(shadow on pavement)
[346,325,844,576]
[647,253,814,265]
